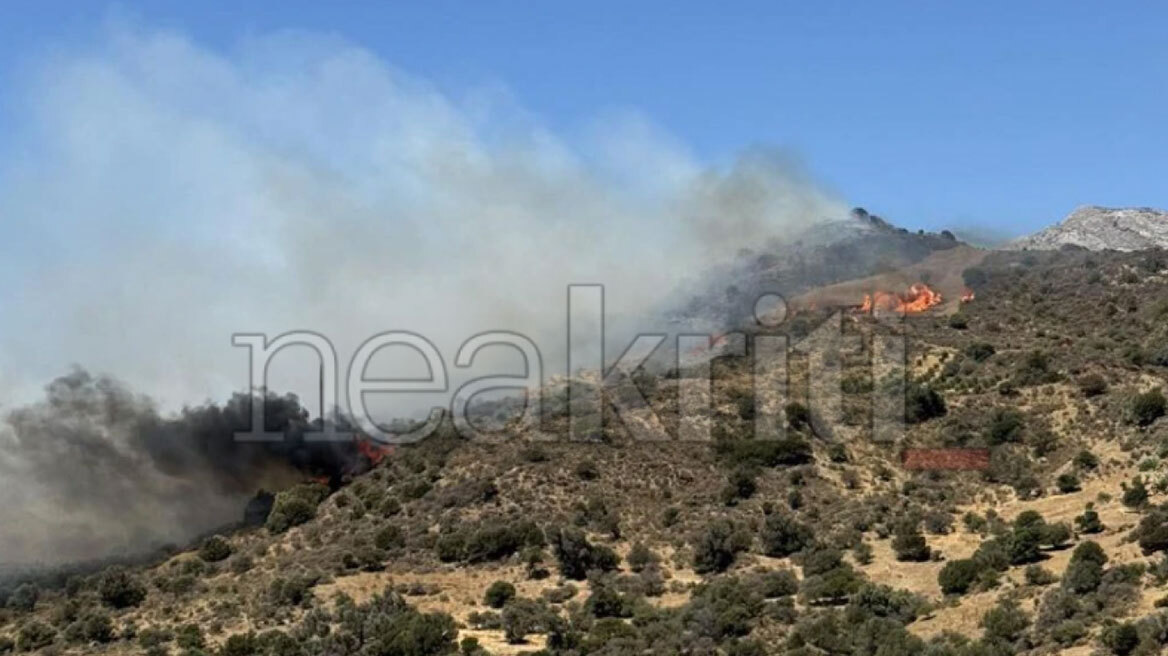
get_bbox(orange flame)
[960,288,975,303]
[859,283,942,315]
[355,436,393,466]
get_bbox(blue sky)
[2,1,1166,237]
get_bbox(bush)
[483,581,516,609]
[550,527,619,580]
[266,484,328,534]
[626,542,656,573]
[1122,477,1149,509]
[1078,374,1108,397]
[16,621,55,652]
[981,598,1030,644]
[1074,449,1100,470]
[1102,621,1140,656]
[1131,388,1167,426]
[8,584,37,612]
[1133,505,1168,554]
[81,612,114,643]
[939,559,980,595]
[1024,565,1057,586]
[986,408,1025,445]
[374,525,405,550]
[198,535,233,563]
[98,567,147,609]
[905,383,946,424]
[965,342,996,362]
[1076,506,1104,534]
[692,519,751,574]
[1056,473,1081,493]
[574,460,599,481]
[1062,541,1107,594]
[759,512,814,558]
[891,524,931,562]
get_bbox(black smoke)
[0,368,372,567]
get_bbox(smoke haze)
[0,23,847,564]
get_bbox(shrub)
[759,512,814,558]
[905,383,947,423]
[721,467,758,505]
[692,519,751,574]
[947,314,968,329]
[8,584,37,612]
[1133,505,1168,554]
[1122,477,1149,509]
[1056,473,1081,493]
[374,525,405,550]
[1074,449,1099,470]
[1076,506,1104,534]
[266,484,328,534]
[626,542,656,573]
[1101,621,1140,656]
[1062,541,1107,594]
[891,524,931,562]
[986,408,1024,445]
[1024,565,1057,586]
[1078,374,1108,397]
[98,567,147,609]
[1131,388,1167,426]
[198,535,232,563]
[981,598,1030,644]
[550,527,619,580]
[939,559,980,595]
[483,581,516,609]
[16,621,55,652]
[574,460,599,481]
[81,612,114,643]
[964,342,996,362]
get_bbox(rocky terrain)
[1012,206,1168,252]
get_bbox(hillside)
[10,247,1168,655]
[1012,206,1168,251]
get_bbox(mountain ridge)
[1012,205,1168,251]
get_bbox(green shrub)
[1056,473,1080,493]
[905,383,946,424]
[891,524,931,562]
[550,527,619,580]
[1062,541,1107,594]
[16,621,55,652]
[374,525,405,550]
[8,584,37,612]
[483,581,516,609]
[198,535,233,563]
[98,567,147,609]
[1078,374,1107,397]
[1130,388,1167,426]
[692,519,751,574]
[759,512,814,558]
[266,484,328,534]
[938,559,980,595]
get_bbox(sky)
[0,1,1166,411]
[1,1,1166,237]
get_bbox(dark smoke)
[0,368,371,567]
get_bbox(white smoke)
[0,23,847,564]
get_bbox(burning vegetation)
[858,282,943,315]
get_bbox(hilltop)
[1012,206,1168,251]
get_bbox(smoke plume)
[0,22,847,564]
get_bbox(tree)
[1062,541,1107,594]
[693,519,751,574]
[938,559,980,595]
[1101,621,1140,656]
[483,581,516,609]
[1133,505,1168,554]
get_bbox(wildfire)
[355,436,393,466]
[960,288,976,303]
[859,283,942,315]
